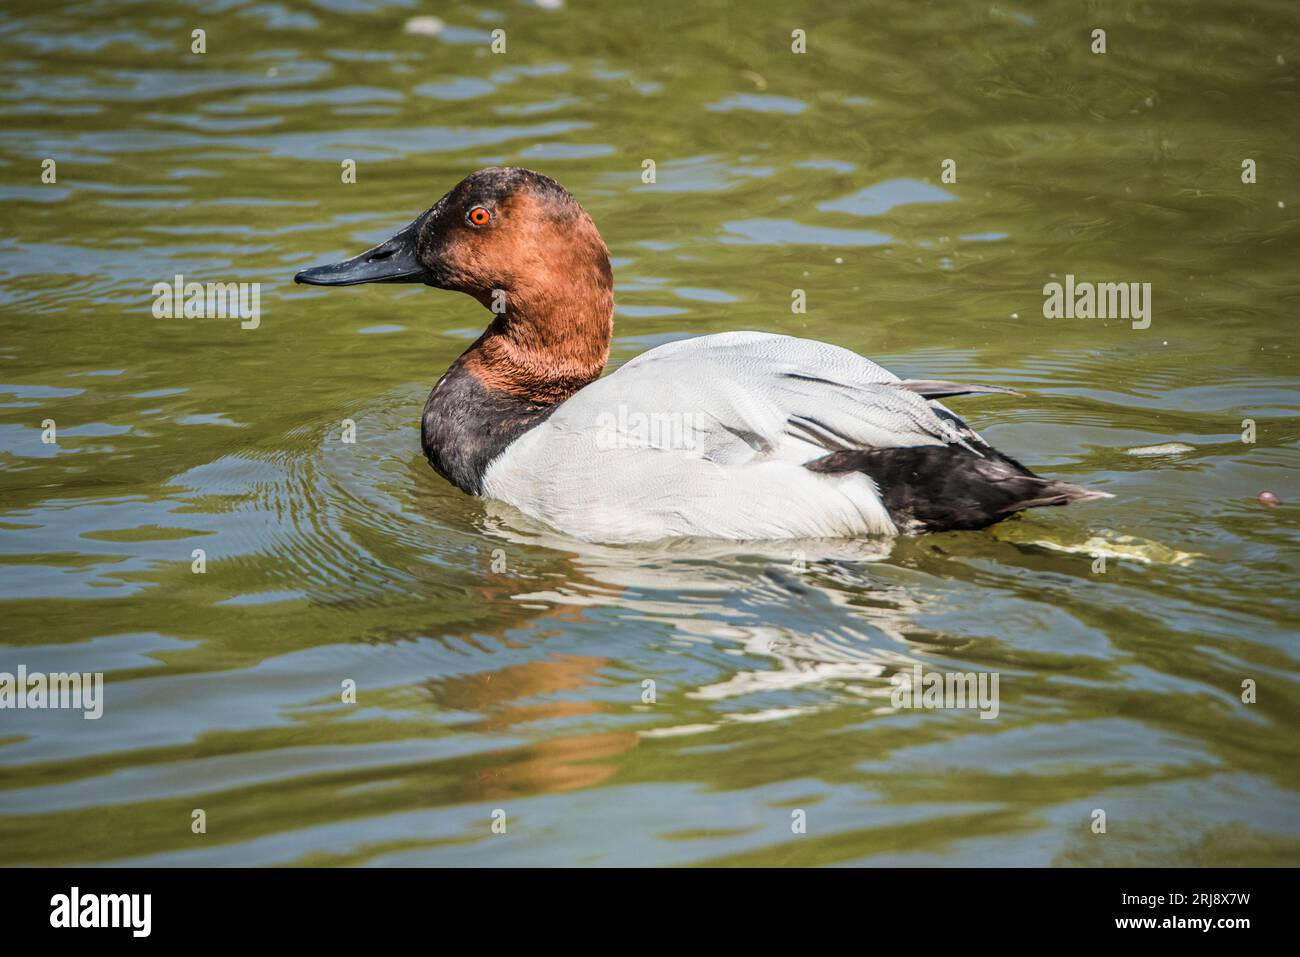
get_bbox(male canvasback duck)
[296,167,1109,543]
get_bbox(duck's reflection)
[425,655,632,798]
[474,501,936,729]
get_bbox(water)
[1,0,1297,866]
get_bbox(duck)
[295,167,1109,543]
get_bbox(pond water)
[1,0,1297,866]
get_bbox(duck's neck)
[421,279,614,495]
[462,274,614,403]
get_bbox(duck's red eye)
[467,206,491,226]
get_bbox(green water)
[1,0,1297,866]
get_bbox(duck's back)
[480,332,1013,542]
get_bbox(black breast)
[420,361,558,495]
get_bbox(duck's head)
[296,167,613,400]
[294,166,612,312]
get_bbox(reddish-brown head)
[296,167,614,403]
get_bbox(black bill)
[294,216,432,286]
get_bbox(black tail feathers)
[806,445,1110,533]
